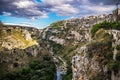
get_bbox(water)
[57,71,62,80]
[53,56,67,80]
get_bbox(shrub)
[43,55,51,61]
[116,52,120,61]
[107,61,119,73]
[13,62,19,67]
[48,40,64,55]
[1,59,56,80]
[29,60,40,69]
[91,21,120,36]
[62,61,72,80]
[50,21,64,30]
[116,45,120,50]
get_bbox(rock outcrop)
[0,25,39,50]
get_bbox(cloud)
[51,4,79,16]
[42,0,115,16]
[89,0,116,5]
[0,0,48,19]
[2,12,12,16]
[13,0,35,8]
[0,0,116,19]
[42,0,79,16]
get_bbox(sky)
[0,0,117,29]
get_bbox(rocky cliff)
[0,24,56,80]
[0,25,40,50]
[39,12,120,80]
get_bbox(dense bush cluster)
[91,21,120,36]
[87,40,113,62]
[62,61,72,80]
[0,56,56,80]
[108,45,120,73]
[48,40,64,55]
[50,21,64,30]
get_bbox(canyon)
[0,9,120,80]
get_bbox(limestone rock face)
[1,37,26,50]
[72,29,120,80]
[49,36,65,45]
[0,26,38,50]
[22,30,32,40]
[72,46,107,80]
[71,31,81,41]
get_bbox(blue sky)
[0,13,68,29]
[0,0,116,29]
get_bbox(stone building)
[113,8,120,22]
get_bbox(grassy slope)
[0,26,38,50]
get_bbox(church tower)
[113,8,120,22]
[113,0,120,22]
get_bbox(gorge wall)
[40,12,120,80]
[0,24,56,80]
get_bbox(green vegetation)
[48,40,64,55]
[88,28,113,60]
[107,46,120,74]
[116,45,120,61]
[91,21,120,36]
[0,58,56,80]
[87,34,113,79]
[50,21,65,30]
[94,29,113,42]
[107,61,119,73]
[89,22,120,79]
[109,45,120,73]
[87,40,112,61]
[116,45,120,50]
[62,61,72,80]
